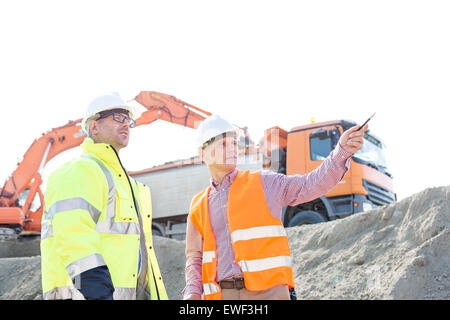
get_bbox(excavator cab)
[15,187,42,213]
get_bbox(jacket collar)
[81,138,125,174]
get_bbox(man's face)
[201,134,239,169]
[89,111,131,151]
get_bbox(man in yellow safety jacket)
[41,92,168,300]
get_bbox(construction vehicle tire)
[0,227,18,241]
[287,210,326,227]
[152,228,163,237]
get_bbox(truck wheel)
[152,228,163,237]
[287,210,327,227]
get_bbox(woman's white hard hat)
[81,92,146,132]
[195,114,240,149]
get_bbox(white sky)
[1,0,449,201]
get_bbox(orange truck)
[262,119,396,227]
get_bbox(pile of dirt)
[288,185,449,299]
[0,185,448,300]
[0,236,41,258]
[0,256,41,300]
[0,236,185,300]
[151,236,186,300]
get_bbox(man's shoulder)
[193,186,209,200]
[190,187,211,211]
[239,168,279,176]
[239,169,282,183]
[129,176,149,192]
[44,155,109,208]
[235,169,261,178]
[48,155,103,183]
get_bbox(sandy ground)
[0,236,186,300]
[288,185,450,299]
[0,185,448,300]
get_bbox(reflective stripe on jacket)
[189,170,295,300]
[40,138,168,300]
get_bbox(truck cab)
[263,120,396,227]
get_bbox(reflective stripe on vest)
[66,253,106,279]
[41,197,102,240]
[238,255,292,273]
[203,283,220,296]
[202,251,215,263]
[43,286,137,300]
[83,155,140,235]
[43,286,86,300]
[230,225,287,244]
[42,155,140,239]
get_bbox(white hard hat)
[81,92,146,132]
[195,114,240,149]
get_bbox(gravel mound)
[0,236,185,300]
[288,185,449,299]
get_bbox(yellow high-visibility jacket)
[40,138,168,300]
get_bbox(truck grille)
[363,179,396,205]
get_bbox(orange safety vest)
[189,170,295,300]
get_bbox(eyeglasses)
[97,112,136,128]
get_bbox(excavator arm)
[0,91,211,235]
[134,91,211,128]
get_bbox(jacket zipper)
[110,145,161,300]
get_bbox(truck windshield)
[309,127,391,177]
[310,134,331,161]
[353,134,390,174]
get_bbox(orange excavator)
[0,91,212,238]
